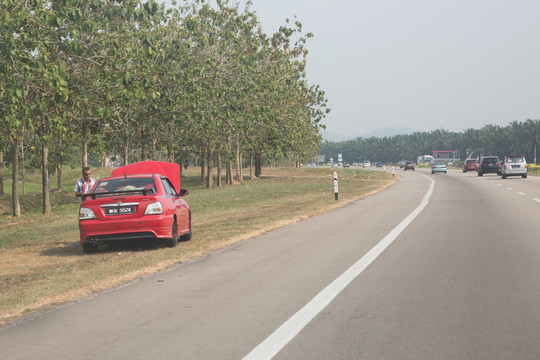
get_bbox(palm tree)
[522,119,540,164]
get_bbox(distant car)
[404,161,415,171]
[431,161,447,174]
[501,155,527,179]
[363,160,371,168]
[332,163,338,168]
[376,162,383,167]
[478,156,501,176]
[343,162,350,168]
[79,161,191,253]
[399,160,406,168]
[463,159,478,172]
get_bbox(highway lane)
[2,168,540,359]
[275,168,540,359]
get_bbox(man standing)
[74,167,96,199]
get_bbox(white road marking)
[507,187,513,190]
[243,175,436,360]
[534,198,540,203]
[518,192,526,196]
[497,184,503,187]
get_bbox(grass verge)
[0,166,397,325]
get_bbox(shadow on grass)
[40,239,174,257]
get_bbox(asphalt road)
[2,168,540,359]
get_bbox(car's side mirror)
[179,189,189,196]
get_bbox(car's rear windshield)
[93,177,156,196]
[507,156,525,163]
[466,160,477,164]
[482,157,498,162]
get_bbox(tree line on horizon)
[0,0,329,217]
[320,120,540,165]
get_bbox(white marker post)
[333,172,338,200]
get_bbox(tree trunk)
[226,140,233,184]
[57,136,63,190]
[21,144,25,195]
[123,134,129,166]
[82,121,88,168]
[140,128,147,161]
[235,133,242,183]
[0,150,4,195]
[42,144,52,214]
[176,149,185,177]
[255,152,262,177]
[10,137,21,217]
[217,152,222,187]
[200,148,205,184]
[225,161,231,184]
[152,138,157,160]
[206,146,214,189]
[57,165,63,191]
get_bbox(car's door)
[161,177,189,232]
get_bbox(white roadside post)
[392,166,395,176]
[333,172,338,201]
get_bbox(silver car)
[501,155,527,179]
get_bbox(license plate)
[512,165,519,169]
[105,206,135,215]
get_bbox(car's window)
[93,177,156,196]
[161,178,177,196]
[508,156,524,163]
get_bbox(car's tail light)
[144,201,164,215]
[79,207,97,220]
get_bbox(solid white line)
[242,175,436,360]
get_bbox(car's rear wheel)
[180,213,192,241]
[164,219,178,247]
[478,171,483,176]
[82,243,98,254]
[502,173,507,179]
[523,173,527,178]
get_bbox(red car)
[79,161,191,253]
[462,159,479,172]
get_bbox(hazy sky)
[163,1,540,138]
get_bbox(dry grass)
[0,166,397,325]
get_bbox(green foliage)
[321,120,540,165]
[0,0,329,215]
